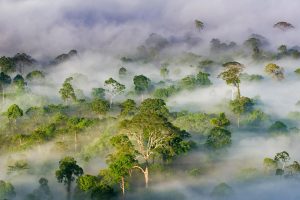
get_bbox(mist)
[1,0,300,200]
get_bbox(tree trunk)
[144,166,149,188]
[67,182,71,200]
[74,132,77,152]
[110,96,113,108]
[121,176,125,198]
[237,113,240,128]
[237,84,241,99]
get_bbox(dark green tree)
[91,88,105,100]
[206,113,231,149]
[0,72,11,104]
[133,75,151,100]
[55,157,83,200]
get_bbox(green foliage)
[0,72,11,87]
[242,109,269,127]
[210,113,230,128]
[119,67,127,78]
[240,73,263,82]
[179,71,211,90]
[206,127,231,149]
[133,75,151,94]
[91,99,110,115]
[119,99,136,116]
[206,113,231,149]
[229,96,254,115]
[90,183,115,200]
[6,104,23,121]
[91,88,105,100]
[264,63,284,80]
[26,70,45,81]
[268,121,288,134]
[56,157,83,185]
[153,85,179,100]
[0,180,16,200]
[173,112,212,135]
[77,175,98,192]
[0,56,15,73]
[104,78,126,105]
[218,62,244,98]
[138,98,169,117]
[13,74,26,92]
[59,77,77,102]
[196,71,212,86]
[120,111,190,162]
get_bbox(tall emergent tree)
[104,78,125,107]
[59,77,77,103]
[119,100,190,188]
[218,61,244,100]
[56,157,83,200]
[133,75,151,100]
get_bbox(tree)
[119,99,136,117]
[0,56,15,73]
[133,75,151,100]
[55,157,83,200]
[194,19,204,32]
[119,111,190,188]
[6,104,23,125]
[229,96,254,127]
[160,64,169,79]
[196,71,212,86]
[105,135,137,196]
[104,78,125,107]
[91,99,110,117]
[0,180,16,200]
[0,72,11,104]
[13,74,26,92]
[139,98,170,117]
[206,113,231,149]
[91,88,105,100]
[119,67,127,79]
[59,77,77,103]
[76,175,98,192]
[264,63,284,80]
[274,151,290,170]
[26,70,45,81]
[25,178,53,200]
[268,121,288,134]
[218,62,244,100]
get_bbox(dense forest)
[1,0,300,200]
